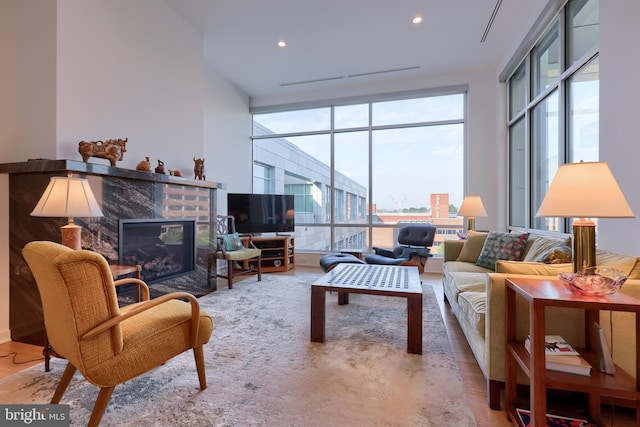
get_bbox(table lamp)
[458,196,487,231]
[30,173,104,250]
[536,161,634,272]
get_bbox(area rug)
[0,273,476,426]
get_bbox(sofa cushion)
[456,230,488,263]
[596,249,639,278]
[495,260,573,275]
[443,261,493,274]
[522,235,572,262]
[476,231,529,270]
[457,291,486,338]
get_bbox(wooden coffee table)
[310,263,423,354]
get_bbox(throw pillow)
[456,230,489,263]
[535,245,572,264]
[522,235,572,262]
[596,249,638,277]
[476,231,529,270]
[219,232,244,251]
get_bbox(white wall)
[0,0,249,342]
[598,0,640,255]
[55,0,205,173]
[203,68,252,214]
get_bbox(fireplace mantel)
[0,159,223,345]
[0,158,222,189]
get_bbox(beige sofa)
[442,231,640,409]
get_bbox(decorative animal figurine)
[193,157,205,180]
[155,159,165,174]
[136,157,151,172]
[78,138,128,167]
[169,170,183,177]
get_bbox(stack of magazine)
[525,335,591,376]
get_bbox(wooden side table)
[505,277,640,427]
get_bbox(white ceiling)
[165,0,549,99]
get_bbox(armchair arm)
[372,247,395,258]
[113,277,150,301]
[81,292,201,349]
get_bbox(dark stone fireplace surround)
[0,159,222,346]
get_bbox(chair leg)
[256,255,262,282]
[51,363,76,404]
[227,259,234,289]
[88,386,115,427]
[193,345,207,390]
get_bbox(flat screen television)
[227,193,295,234]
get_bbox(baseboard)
[0,328,11,344]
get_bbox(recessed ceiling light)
[413,16,423,24]
[277,40,287,48]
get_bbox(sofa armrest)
[484,273,585,383]
[443,239,465,262]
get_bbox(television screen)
[227,193,295,234]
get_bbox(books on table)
[524,335,591,376]
[524,334,579,355]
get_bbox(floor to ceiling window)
[506,0,599,234]
[251,88,466,254]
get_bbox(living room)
[1,0,640,425]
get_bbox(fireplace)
[119,218,196,283]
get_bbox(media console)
[242,236,294,273]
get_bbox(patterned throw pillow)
[219,232,244,251]
[476,231,530,270]
[535,245,572,264]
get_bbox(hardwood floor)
[1,267,636,425]
[0,340,44,378]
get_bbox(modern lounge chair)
[22,241,213,427]
[365,224,436,273]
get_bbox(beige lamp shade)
[31,175,104,249]
[536,161,634,218]
[458,196,487,232]
[458,196,488,217]
[536,161,634,272]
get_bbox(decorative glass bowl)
[558,267,627,296]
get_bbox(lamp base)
[466,218,476,232]
[61,223,82,250]
[572,219,596,272]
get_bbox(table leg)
[406,293,423,354]
[338,292,349,305]
[310,286,326,343]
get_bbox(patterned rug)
[0,273,476,426]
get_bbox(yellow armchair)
[22,241,213,427]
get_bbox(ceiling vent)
[481,0,503,43]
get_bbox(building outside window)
[506,0,599,234]
[252,89,466,254]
